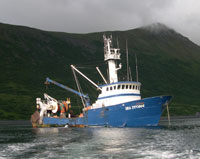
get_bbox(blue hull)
[43,95,172,127]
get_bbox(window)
[129,85,132,89]
[135,85,138,90]
[106,87,109,91]
[133,85,135,89]
[114,86,116,90]
[126,85,129,89]
[117,85,121,89]
[122,85,125,89]
[110,86,112,90]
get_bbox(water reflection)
[0,118,200,158]
[32,127,59,134]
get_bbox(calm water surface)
[0,118,200,159]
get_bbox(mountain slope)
[0,22,200,119]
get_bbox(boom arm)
[45,77,90,106]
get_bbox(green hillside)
[0,22,200,120]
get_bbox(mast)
[135,52,138,82]
[126,40,129,81]
[103,35,121,83]
[116,37,119,49]
[129,66,132,81]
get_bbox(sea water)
[0,118,200,159]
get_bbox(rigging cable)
[72,67,86,108]
[74,59,106,67]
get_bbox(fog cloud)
[0,0,200,44]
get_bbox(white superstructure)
[103,35,121,83]
[92,35,141,108]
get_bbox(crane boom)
[45,77,90,106]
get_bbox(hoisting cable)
[72,72,81,114]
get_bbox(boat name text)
[125,104,144,111]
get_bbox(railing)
[104,54,120,60]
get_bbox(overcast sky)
[0,0,200,45]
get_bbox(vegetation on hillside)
[0,22,200,119]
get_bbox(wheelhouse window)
[117,85,121,89]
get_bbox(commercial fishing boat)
[31,35,172,127]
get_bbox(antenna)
[126,39,129,81]
[135,52,138,82]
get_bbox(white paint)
[125,104,145,111]
[103,35,121,83]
